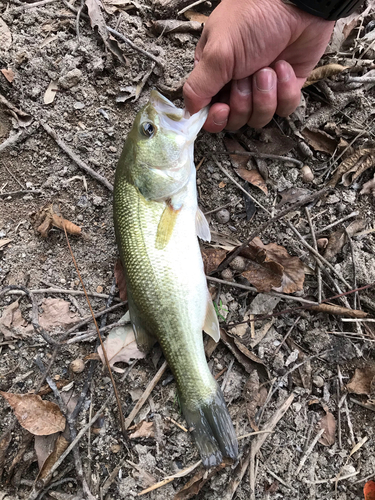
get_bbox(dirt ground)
[1,0,375,499]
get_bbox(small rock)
[215,209,230,224]
[58,68,82,90]
[327,194,340,204]
[92,195,103,206]
[96,285,103,293]
[221,268,233,281]
[313,375,324,388]
[77,195,89,208]
[73,102,85,110]
[70,358,85,374]
[301,165,314,183]
[229,256,245,272]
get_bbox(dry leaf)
[32,203,81,237]
[152,20,202,34]
[1,68,15,83]
[0,392,66,435]
[304,64,348,87]
[361,174,375,196]
[347,367,375,396]
[364,480,375,500]
[243,370,267,431]
[342,154,375,187]
[0,238,12,249]
[183,9,209,24]
[34,433,59,470]
[220,329,268,380]
[253,128,296,156]
[129,421,155,439]
[44,80,58,105]
[224,136,268,195]
[277,187,311,207]
[218,181,226,188]
[318,410,336,446]
[37,434,69,481]
[0,299,33,339]
[301,128,338,154]
[329,148,375,187]
[241,237,305,294]
[330,3,374,52]
[114,258,127,301]
[0,18,12,51]
[39,298,80,331]
[97,318,145,373]
[85,0,127,65]
[52,214,81,235]
[102,0,135,14]
[201,247,227,275]
[323,218,366,261]
[174,460,230,500]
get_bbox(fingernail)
[255,69,276,92]
[194,58,199,67]
[213,108,228,126]
[277,61,292,83]
[236,77,252,95]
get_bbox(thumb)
[183,51,232,115]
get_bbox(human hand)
[183,0,335,132]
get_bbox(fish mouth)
[150,89,208,143]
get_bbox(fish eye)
[141,122,155,138]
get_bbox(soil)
[1,1,375,499]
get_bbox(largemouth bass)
[113,90,238,467]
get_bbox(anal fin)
[127,292,156,353]
[196,207,211,242]
[203,295,220,342]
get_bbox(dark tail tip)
[181,386,238,468]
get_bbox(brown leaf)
[183,9,209,24]
[129,421,155,439]
[0,18,12,51]
[51,214,81,235]
[174,460,230,500]
[102,0,135,14]
[37,434,69,481]
[347,367,375,396]
[361,174,375,196]
[241,237,305,294]
[35,433,59,470]
[223,136,268,194]
[0,299,33,339]
[277,187,311,207]
[1,68,15,83]
[318,410,336,446]
[97,321,145,373]
[0,238,12,249]
[342,154,375,187]
[304,64,348,87]
[220,329,268,380]
[329,4,374,52]
[39,298,80,331]
[243,370,267,431]
[329,148,375,187]
[0,392,66,435]
[85,0,127,65]
[0,428,12,477]
[323,218,366,261]
[253,128,296,156]
[301,128,338,154]
[114,258,128,301]
[201,247,227,274]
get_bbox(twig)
[221,358,234,392]
[312,211,359,237]
[164,416,188,433]
[61,222,127,438]
[304,471,359,485]
[214,150,303,166]
[344,228,358,310]
[125,361,168,429]
[177,0,206,15]
[295,429,325,475]
[66,320,128,344]
[65,302,126,336]
[10,0,57,10]
[106,27,164,67]
[40,122,113,192]
[305,207,322,303]
[274,316,300,355]
[6,287,121,300]
[206,277,317,305]
[0,190,43,197]
[343,397,355,446]
[0,127,38,153]
[215,187,331,274]
[264,466,292,489]
[223,447,251,500]
[342,318,375,322]
[3,163,25,189]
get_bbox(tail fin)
[180,385,238,468]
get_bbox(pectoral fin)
[196,208,211,242]
[156,203,180,250]
[203,295,220,342]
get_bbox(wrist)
[283,0,365,20]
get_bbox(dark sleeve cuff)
[284,0,365,20]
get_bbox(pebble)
[92,195,103,206]
[229,256,245,272]
[215,209,230,224]
[70,358,85,373]
[221,268,233,281]
[313,375,324,388]
[58,68,82,89]
[73,102,85,110]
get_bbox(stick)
[125,361,168,429]
[214,150,303,166]
[177,0,206,15]
[295,429,325,475]
[106,27,164,67]
[305,207,322,303]
[40,122,113,192]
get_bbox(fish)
[113,90,238,467]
